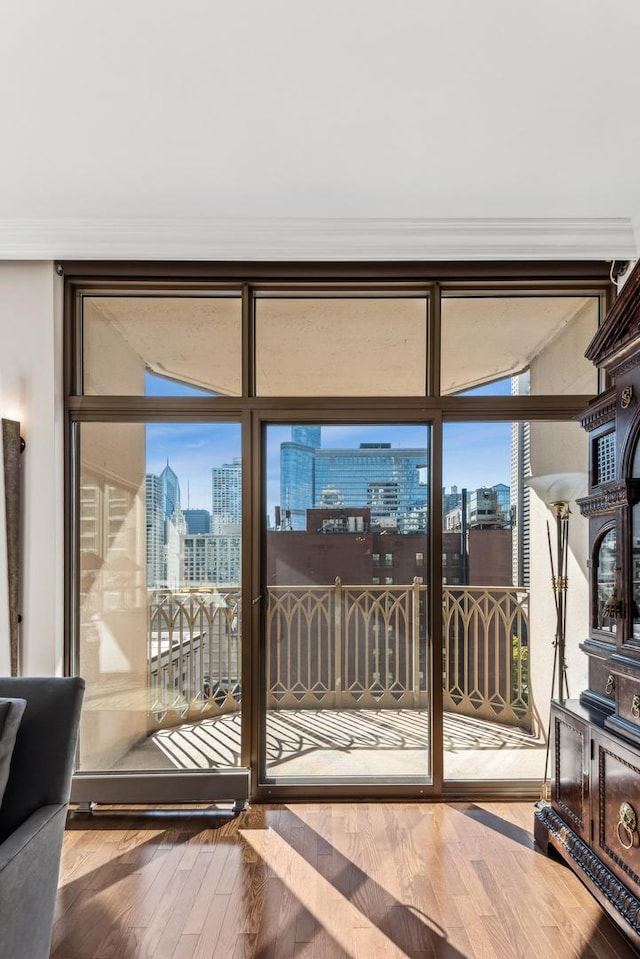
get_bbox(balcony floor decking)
[112,708,547,781]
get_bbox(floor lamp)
[525,472,587,797]
[2,418,24,676]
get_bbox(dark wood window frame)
[62,259,614,803]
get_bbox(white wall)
[1,4,639,226]
[0,261,62,675]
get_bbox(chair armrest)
[0,804,67,959]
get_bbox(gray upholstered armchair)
[0,677,85,959]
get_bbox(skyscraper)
[160,461,181,518]
[146,460,186,587]
[183,508,211,534]
[145,474,164,586]
[279,429,428,532]
[292,426,321,448]
[211,457,242,534]
[206,457,243,583]
[183,533,241,586]
[280,434,317,530]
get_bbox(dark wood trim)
[252,411,267,785]
[535,799,640,949]
[429,413,444,791]
[65,394,594,420]
[250,779,543,802]
[587,260,640,367]
[58,259,614,281]
[580,389,617,432]
[241,283,252,399]
[240,407,254,774]
[429,283,440,397]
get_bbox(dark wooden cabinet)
[535,263,640,949]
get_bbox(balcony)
[112,583,543,780]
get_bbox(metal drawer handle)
[617,802,638,850]
[605,674,616,695]
[632,695,640,719]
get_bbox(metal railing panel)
[442,586,530,730]
[145,582,530,733]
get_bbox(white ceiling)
[2,1,640,259]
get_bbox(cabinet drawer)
[617,675,640,730]
[589,657,617,705]
[552,708,589,842]
[594,734,640,893]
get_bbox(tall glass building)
[145,474,164,586]
[146,461,186,587]
[279,428,428,531]
[315,443,428,528]
[183,508,211,534]
[211,457,242,534]
[280,430,317,530]
[160,461,181,518]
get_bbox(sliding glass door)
[73,416,249,802]
[261,423,432,784]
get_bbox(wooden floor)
[53,802,639,959]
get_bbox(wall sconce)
[2,418,25,676]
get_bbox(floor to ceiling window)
[64,262,611,802]
[263,422,430,783]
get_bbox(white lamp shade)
[524,472,587,505]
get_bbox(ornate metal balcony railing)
[442,586,530,730]
[267,578,427,710]
[148,588,241,726]
[147,581,531,732]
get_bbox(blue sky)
[145,372,513,515]
[146,420,511,517]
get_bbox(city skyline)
[146,421,512,519]
[144,368,513,514]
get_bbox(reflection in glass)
[77,421,242,773]
[596,529,617,633]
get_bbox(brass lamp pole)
[525,472,586,799]
[547,499,571,704]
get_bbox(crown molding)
[0,216,635,261]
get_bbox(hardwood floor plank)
[233,933,258,959]
[53,802,640,959]
[182,843,232,935]
[191,893,231,959]
[252,875,287,959]
[150,853,212,959]
[170,935,200,959]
